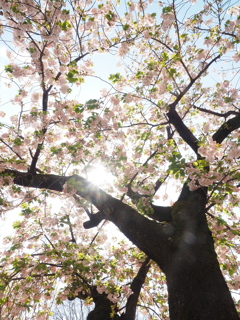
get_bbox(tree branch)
[212,114,240,143]
[151,205,172,222]
[193,105,239,118]
[166,54,220,156]
[121,257,151,320]
[167,107,199,155]
[4,170,172,272]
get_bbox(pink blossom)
[232,52,240,62]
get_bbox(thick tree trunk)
[166,255,239,320]
[163,186,239,320]
[165,224,238,320]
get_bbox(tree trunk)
[165,224,239,319]
[166,255,239,320]
[164,186,239,320]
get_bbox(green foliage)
[86,99,98,110]
[162,6,172,14]
[167,151,186,178]
[62,9,70,15]
[50,146,62,155]
[59,215,71,227]
[73,104,84,113]
[105,10,115,21]
[66,69,84,84]
[4,65,13,73]
[67,142,83,154]
[11,5,20,14]
[168,68,177,78]
[109,73,122,83]
[58,20,72,31]
[13,138,23,146]
[224,96,233,103]
[123,24,130,31]
[12,221,22,229]
[161,52,169,61]
[192,159,209,170]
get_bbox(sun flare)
[86,165,113,188]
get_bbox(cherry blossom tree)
[0,0,240,319]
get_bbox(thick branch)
[167,108,199,155]
[86,287,119,320]
[4,170,172,272]
[193,105,238,118]
[166,55,220,156]
[121,257,151,320]
[125,188,172,222]
[151,205,172,222]
[212,114,240,143]
[126,177,172,222]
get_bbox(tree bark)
[164,185,239,320]
[86,288,119,320]
[121,257,151,320]
[4,170,239,319]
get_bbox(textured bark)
[213,114,240,143]
[4,169,239,319]
[86,288,119,320]
[165,185,239,320]
[150,205,172,222]
[70,258,151,320]
[167,107,199,155]
[121,257,151,320]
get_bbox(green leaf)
[86,99,98,110]
[13,138,23,146]
[123,24,130,31]
[12,221,22,229]
[109,73,122,83]
[224,96,233,103]
[50,146,62,155]
[21,207,32,216]
[171,52,181,61]
[161,52,169,61]
[5,65,13,73]
[11,5,20,14]
[162,6,172,14]
[10,243,21,251]
[59,215,70,225]
[62,9,70,15]
[73,104,84,113]
[136,71,144,78]
[66,69,84,84]
[168,68,177,77]
[58,20,72,31]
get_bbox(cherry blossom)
[0,0,240,319]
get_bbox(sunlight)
[86,164,113,188]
